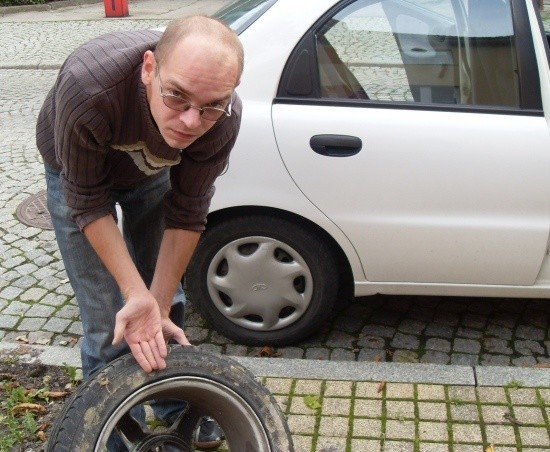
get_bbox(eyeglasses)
[156,67,233,122]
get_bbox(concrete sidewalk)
[0,0,549,450]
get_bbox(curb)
[2,342,549,388]
[0,0,101,16]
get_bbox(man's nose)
[178,107,202,129]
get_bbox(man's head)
[142,15,243,149]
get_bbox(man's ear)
[141,50,156,86]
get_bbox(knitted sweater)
[36,30,242,231]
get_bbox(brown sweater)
[36,30,241,231]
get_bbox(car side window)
[316,0,519,108]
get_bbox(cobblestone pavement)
[0,3,548,451]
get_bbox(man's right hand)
[112,294,168,373]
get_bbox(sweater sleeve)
[164,95,243,231]
[54,71,114,230]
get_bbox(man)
[36,15,243,449]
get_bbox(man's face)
[142,35,240,149]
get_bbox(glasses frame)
[156,66,233,122]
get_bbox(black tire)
[46,346,294,451]
[187,215,339,346]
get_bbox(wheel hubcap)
[206,236,314,331]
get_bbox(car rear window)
[213,0,277,34]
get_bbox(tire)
[187,215,339,346]
[46,346,294,451]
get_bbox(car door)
[272,0,550,285]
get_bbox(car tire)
[46,346,294,451]
[187,215,339,346]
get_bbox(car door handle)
[310,135,362,157]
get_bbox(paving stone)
[450,403,480,422]
[485,323,514,340]
[462,313,487,329]
[452,422,484,443]
[224,344,248,356]
[507,388,539,405]
[316,436,347,451]
[27,331,53,345]
[305,347,330,360]
[477,387,508,404]
[0,286,24,301]
[424,323,455,338]
[453,338,481,354]
[385,419,415,439]
[513,406,546,424]
[355,382,385,399]
[322,398,351,416]
[354,399,383,417]
[67,321,84,335]
[325,330,354,348]
[2,300,30,315]
[351,418,381,437]
[450,353,478,366]
[291,435,312,451]
[420,350,450,364]
[361,324,395,338]
[385,382,414,399]
[293,379,322,396]
[277,347,304,359]
[512,356,538,367]
[357,335,385,349]
[417,421,449,441]
[385,400,416,420]
[0,315,19,329]
[397,319,426,334]
[390,333,419,350]
[425,337,451,352]
[392,350,419,363]
[289,395,316,415]
[515,325,546,341]
[324,381,353,397]
[518,426,550,447]
[287,414,316,435]
[417,384,446,400]
[515,340,545,355]
[417,402,447,420]
[42,317,70,333]
[264,377,293,395]
[482,404,512,423]
[481,354,512,366]
[455,327,483,339]
[483,338,513,355]
[484,424,518,445]
[17,317,47,331]
[19,287,47,302]
[357,348,386,362]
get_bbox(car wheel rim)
[95,376,271,451]
[206,235,314,331]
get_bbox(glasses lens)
[201,108,226,121]
[163,96,189,112]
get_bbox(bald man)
[37,15,243,449]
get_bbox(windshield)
[213,0,277,34]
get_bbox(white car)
[187,0,550,346]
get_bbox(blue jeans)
[45,165,186,377]
[46,166,187,448]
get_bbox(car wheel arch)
[202,205,354,297]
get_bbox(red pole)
[103,0,129,17]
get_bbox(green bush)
[0,0,47,6]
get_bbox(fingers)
[129,339,167,373]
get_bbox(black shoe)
[194,417,225,450]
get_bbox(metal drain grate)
[16,190,53,230]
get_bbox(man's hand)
[161,317,192,346]
[112,295,168,373]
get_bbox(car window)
[213,0,276,34]
[316,0,519,107]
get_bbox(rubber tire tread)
[46,346,294,451]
